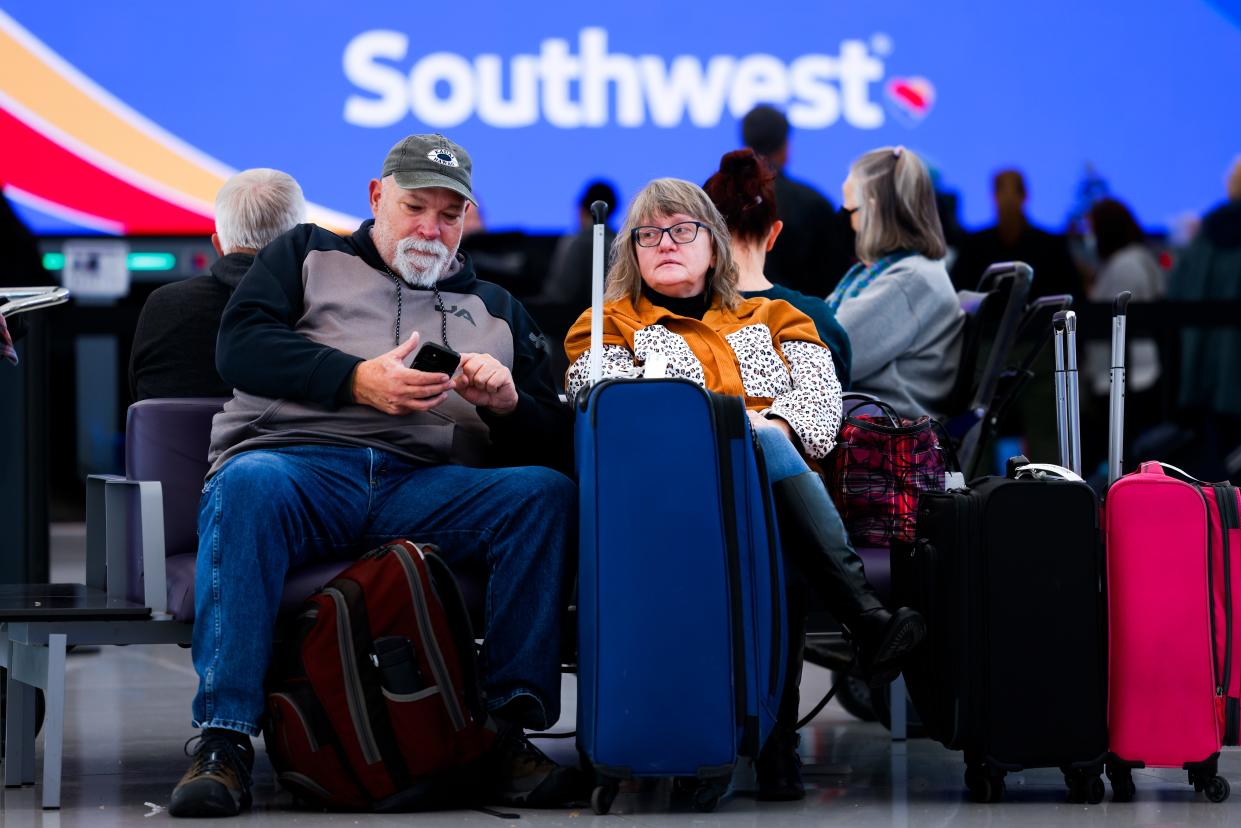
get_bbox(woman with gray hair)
[832,147,964,418]
[564,177,925,801]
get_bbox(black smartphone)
[410,341,461,376]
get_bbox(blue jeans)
[191,445,575,736]
[755,425,813,484]
[755,425,860,568]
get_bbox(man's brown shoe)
[169,729,254,818]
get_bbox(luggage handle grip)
[587,200,609,386]
[1140,460,1211,484]
[1014,463,1084,482]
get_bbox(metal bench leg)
[5,661,35,786]
[41,634,66,809]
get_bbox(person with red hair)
[704,148,852,388]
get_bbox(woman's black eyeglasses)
[632,221,706,247]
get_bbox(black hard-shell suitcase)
[892,310,1108,803]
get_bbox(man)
[951,169,1083,299]
[1168,155,1241,480]
[538,179,618,311]
[130,168,305,400]
[741,105,854,296]
[170,135,578,817]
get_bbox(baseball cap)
[380,134,475,205]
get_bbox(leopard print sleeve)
[769,340,843,459]
[565,345,639,400]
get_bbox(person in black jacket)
[951,169,1083,299]
[170,135,580,817]
[741,105,855,296]
[129,169,305,400]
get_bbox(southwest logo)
[885,77,935,123]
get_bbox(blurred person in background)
[952,169,1082,299]
[1080,198,1166,471]
[742,105,855,296]
[538,179,618,310]
[0,187,47,289]
[0,186,50,347]
[954,169,1083,462]
[463,198,486,236]
[1167,156,1241,480]
[129,168,305,400]
[831,146,963,419]
[1084,197,1165,394]
[705,148,852,388]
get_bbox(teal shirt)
[741,284,853,390]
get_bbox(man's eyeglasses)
[632,221,707,248]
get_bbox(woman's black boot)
[772,472,926,686]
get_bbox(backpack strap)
[422,547,490,725]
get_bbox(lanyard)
[826,251,914,312]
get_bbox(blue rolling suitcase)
[573,202,787,815]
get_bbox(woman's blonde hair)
[850,146,947,264]
[604,178,741,308]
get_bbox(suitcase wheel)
[965,766,1006,803]
[692,782,724,813]
[1065,770,1105,804]
[591,784,619,815]
[1107,767,1136,803]
[1205,776,1230,804]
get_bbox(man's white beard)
[375,224,458,288]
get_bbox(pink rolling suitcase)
[1105,292,1239,803]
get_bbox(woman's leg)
[755,427,925,686]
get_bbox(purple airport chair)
[119,397,490,623]
[6,397,490,809]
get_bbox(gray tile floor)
[4,525,1240,825]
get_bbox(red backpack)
[263,540,497,811]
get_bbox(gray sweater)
[835,254,964,419]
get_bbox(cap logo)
[427,147,459,167]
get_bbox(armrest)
[0,287,70,319]
[86,473,169,617]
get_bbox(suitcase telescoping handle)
[588,200,609,385]
[1108,291,1132,486]
[1052,310,1082,476]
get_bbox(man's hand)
[351,332,454,415]
[454,352,518,415]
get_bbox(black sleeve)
[477,300,573,472]
[216,225,363,408]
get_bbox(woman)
[1085,198,1165,394]
[1082,198,1166,457]
[832,146,964,418]
[564,178,925,801]
[704,148,853,389]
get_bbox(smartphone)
[410,341,461,376]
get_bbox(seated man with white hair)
[130,168,306,400]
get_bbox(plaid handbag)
[826,399,958,547]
